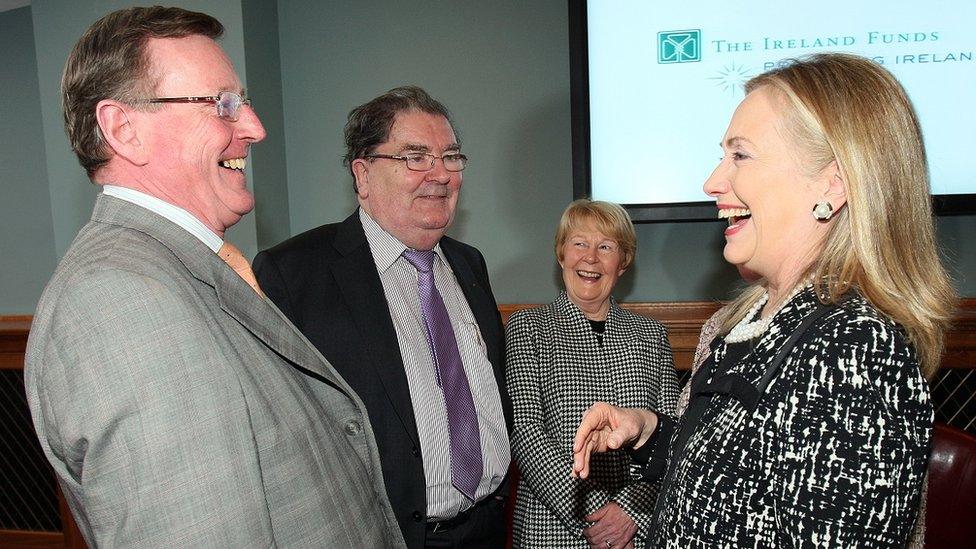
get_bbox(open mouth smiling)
[718,207,752,226]
[219,157,246,171]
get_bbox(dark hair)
[343,85,457,193]
[62,6,223,178]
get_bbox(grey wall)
[275,0,591,303]
[29,0,258,261]
[242,0,290,250]
[272,0,974,303]
[936,215,976,292]
[0,5,57,313]
[2,0,973,314]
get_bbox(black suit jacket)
[253,211,511,549]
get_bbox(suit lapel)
[212,269,352,391]
[441,240,502,370]
[440,239,509,426]
[332,213,420,445]
[93,195,352,393]
[605,299,644,352]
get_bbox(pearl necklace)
[725,283,809,344]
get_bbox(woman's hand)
[582,501,637,548]
[572,402,658,479]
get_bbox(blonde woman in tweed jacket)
[572,55,953,548]
[506,200,680,548]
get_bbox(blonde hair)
[720,53,955,377]
[555,199,637,271]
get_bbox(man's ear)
[351,158,370,198]
[95,99,148,166]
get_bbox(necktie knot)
[402,249,435,273]
[218,241,264,297]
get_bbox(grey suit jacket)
[25,195,406,548]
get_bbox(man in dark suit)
[254,86,511,549]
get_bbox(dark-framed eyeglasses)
[136,90,251,122]
[364,151,468,172]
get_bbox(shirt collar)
[359,208,444,272]
[102,185,224,253]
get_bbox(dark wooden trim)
[0,529,64,548]
[1,315,32,370]
[501,299,976,372]
[944,298,976,370]
[6,299,976,372]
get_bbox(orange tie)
[218,241,264,297]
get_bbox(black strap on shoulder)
[691,296,845,413]
[754,298,841,398]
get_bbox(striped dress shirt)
[359,210,510,520]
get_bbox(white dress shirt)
[102,185,223,252]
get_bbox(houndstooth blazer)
[506,292,680,548]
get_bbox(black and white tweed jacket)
[649,288,932,548]
[506,291,680,548]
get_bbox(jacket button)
[412,511,423,522]
[344,420,362,436]
[412,446,420,457]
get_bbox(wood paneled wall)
[5,298,975,372]
[0,315,31,370]
[501,298,976,371]
[2,299,973,547]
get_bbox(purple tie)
[402,249,483,500]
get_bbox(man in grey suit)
[24,6,405,547]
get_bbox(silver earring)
[812,201,833,221]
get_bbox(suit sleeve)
[612,325,680,532]
[771,317,931,547]
[253,250,296,321]
[26,268,276,547]
[505,311,609,532]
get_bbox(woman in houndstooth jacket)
[506,200,680,548]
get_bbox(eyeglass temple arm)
[143,96,218,104]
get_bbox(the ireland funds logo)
[658,29,701,63]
